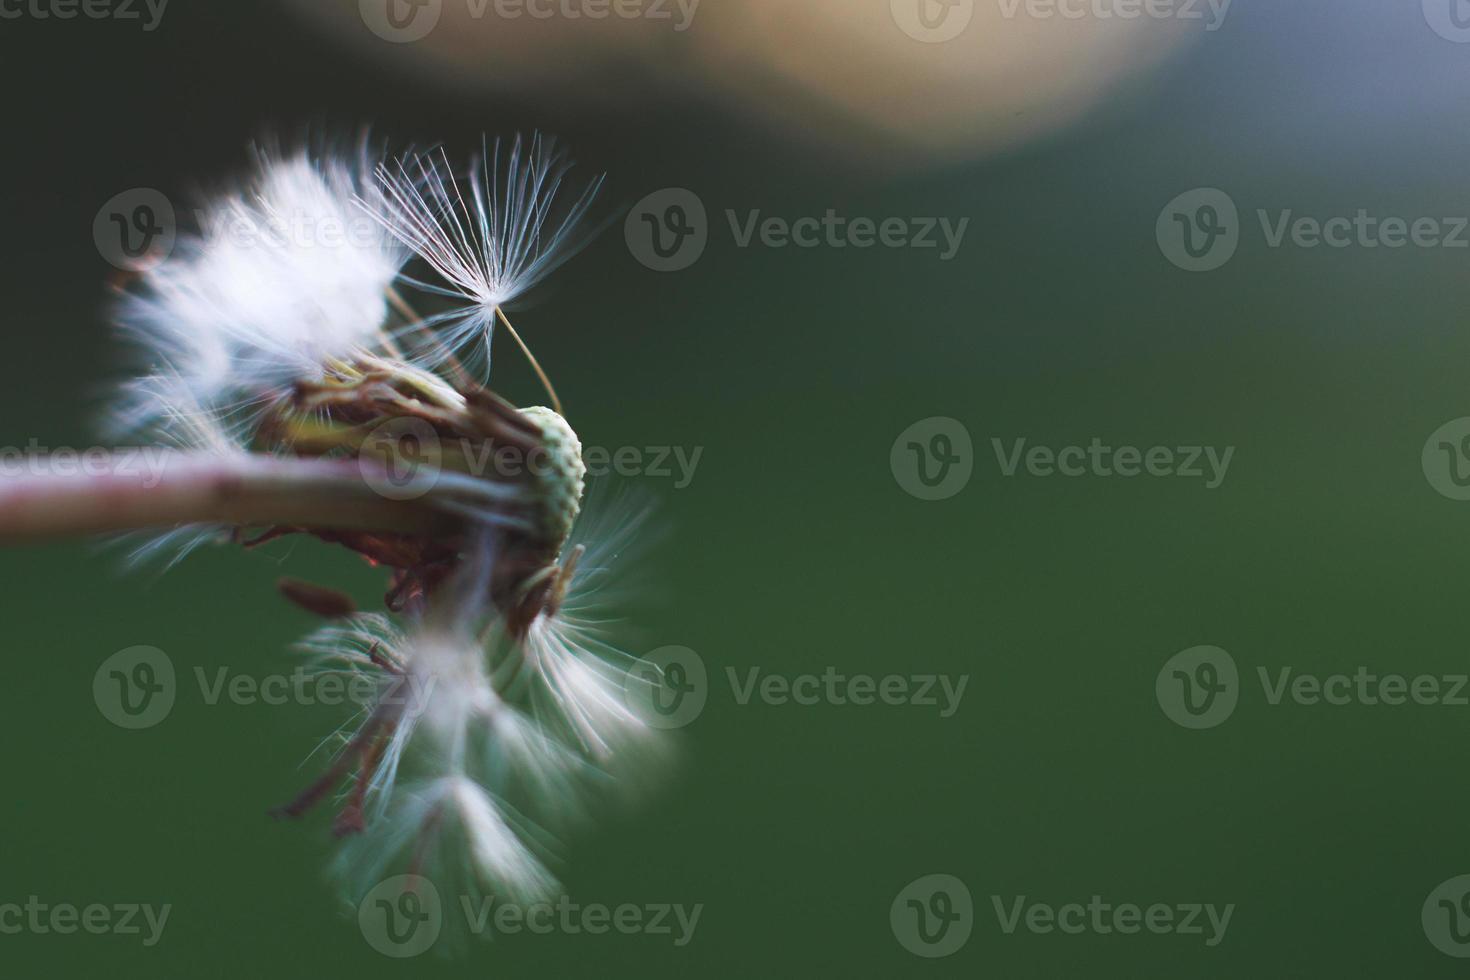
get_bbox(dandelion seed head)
[89,132,661,912]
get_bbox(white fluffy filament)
[370,133,604,374]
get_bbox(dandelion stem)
[495,306,563,416]
[0,454,456,542]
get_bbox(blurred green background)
[6,0,1470,976]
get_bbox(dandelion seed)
[372,133,604,405]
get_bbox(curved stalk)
[0,453,457,542]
